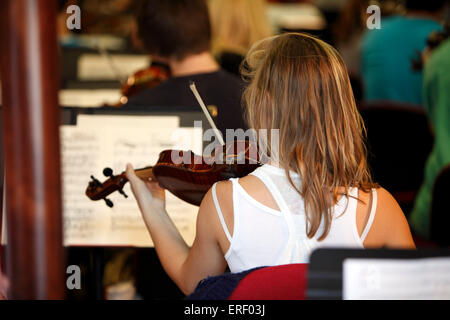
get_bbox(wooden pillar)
[0,0,64,299]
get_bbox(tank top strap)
[360,188,378,243]
[211,182,232,242]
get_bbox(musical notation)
[60,116,202,247]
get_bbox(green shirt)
[409,39,450,238]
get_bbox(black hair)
[135,0,211,60]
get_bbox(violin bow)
[189,81,225,145]
[97,41,127,85]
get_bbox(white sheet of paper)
[343,257,450,300]
[267,3,326,31]
[61,123,202,247]
[76,115,179,129]
[77,54,150,81]
[59,89,122,108]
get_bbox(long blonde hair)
[208,0,272,56]
[242,33,376,240]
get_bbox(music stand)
[307,248,450,300]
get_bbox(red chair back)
[228,264,308,300]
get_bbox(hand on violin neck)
[126,163,166,212]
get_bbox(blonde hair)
[208,0,272,56]
[242,33,376,240]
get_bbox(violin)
[108,63,170,107]
[117,63,170,106]
[96,40,170,107]
[88,82,258,207]
[85,141,261,207]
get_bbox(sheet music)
[59,89,122,108]
[343,257,450,300]
[76,115,179,129]
[61,126,102,245]
[61,120,202,247]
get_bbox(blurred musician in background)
[361,0,446,106]
[75,0,136,36]
[123,0,247,137]
[208,0,273,76]
[409,28,450,239]
[332,0,406,101]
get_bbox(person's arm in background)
[409,39,450,238]
[424,41,450,164]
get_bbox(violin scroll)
[86,168,130,208]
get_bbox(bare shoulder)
[235,175,280,211]
[374,187,410,227]
[213,180,233,206]
[365,187,416,249]
[201,180,235,254]
[238,174,264,189]
[215,179,233,193]
[376,187,403,212]
[195,180,234,249]
[198,180,233,221]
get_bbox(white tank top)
[211,164,377,273]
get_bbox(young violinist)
[126,33,415,295]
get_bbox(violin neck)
[133,167,155,181]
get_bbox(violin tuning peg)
[119,189,128,198]
[103,167,114,178]
[90,175,102,188]
[104,198,114,208]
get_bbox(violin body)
[120,64,170,101]
[153,149,260,206]
[86,142,261,207]
[107,63,170,107]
